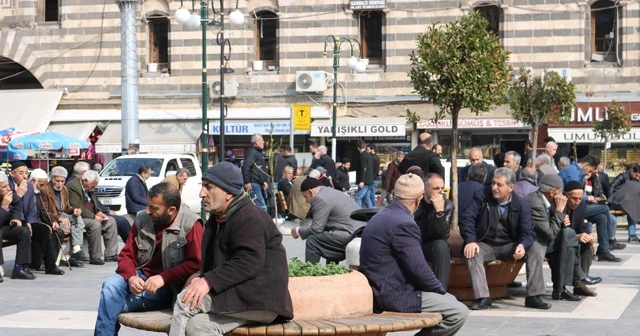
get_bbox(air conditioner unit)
[209,79,238,98]
[295,71,327,92]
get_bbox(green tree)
[508,68,575,163]
[593,101,631,169]
[408,12,511,229]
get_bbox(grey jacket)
[525,190,563,244]
[299,187,364,239]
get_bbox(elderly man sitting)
[291,178,363,264]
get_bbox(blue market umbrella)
[9,131,89,151]
[0,148,28,162]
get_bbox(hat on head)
[539,174,563,193]
[316,166,326,174]
[10,161,26,170]
[564,180,583,192]
[301,177,322,192]
[29,168,48,180]
[406,165,425,179]
[202,162,243,196]
[394,173,425,200]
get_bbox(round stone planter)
[288,270,373,320]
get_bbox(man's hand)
[94,214,103,222]
[263,182,268,190]
[554,194,568,213]
[128,276,145,294]
[577,233,591,244]
[73,208,82,216]
[244,183,251,192]
[96,212,109,221]
[15,180,28,198]
[464,242,480,259]
[52,221,60,231]
[109,210,117,216]
[589,233,598,244]
[587,195,596,204]
[181,277,212,310]
[143,275,165,295]
[513,244,526,260]
[1,190,12,209]
[59,217,71,229]
[563,215,571,227]
[431,194,445,212]
[359,182,364,188]
[290,228,299,239]
[184,273,200,288]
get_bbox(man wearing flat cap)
[170,162,292,336]
[290,177,363,264]
[360,173,468,336]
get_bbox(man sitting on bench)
[94,182,204,335]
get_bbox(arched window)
[474,4,502,38]
[590,0,618,63]
[255,11,278,69]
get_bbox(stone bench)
[117,310,443,336]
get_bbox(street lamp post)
[323,35,366,162]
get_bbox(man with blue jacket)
[360,173,468,336]
[460,168,549,310]
[125,165,151,218]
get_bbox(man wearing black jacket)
[355,140,374,208]
[241,134,269,212]
[399,133,445,180]
[368,144,381,207]
[315,146,336,179]
[414,173,453,290]
[333,158,351,192]
[273,146,298,184]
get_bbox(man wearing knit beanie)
[360,173,468,336]
[290,176,363,264]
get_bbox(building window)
[255,11,278,69]
[474,5,501,37]
[359,11,384,66]
[148,16,170,72]
[40,0,59,22]
[591,0,618,63]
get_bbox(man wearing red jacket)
[94,182,204,336]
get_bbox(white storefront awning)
[547,127,640,143]
[311,118,408,137]
[96,122,201,153]
[0,89,63,133]
[47,122,98,141]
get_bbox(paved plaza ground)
[0,230,639,336]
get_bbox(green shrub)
[288,257,349,277]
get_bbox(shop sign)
[311,124,405,137]
[208,120,310,135]
[292,104,311,131]
[548,102,640,127]
[547,128,640,143]
[349,0,385,10]
[416,118,527,129]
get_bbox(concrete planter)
[289,270,373,320]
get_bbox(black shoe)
[0,274,3,283]
[68,258,84,268]
[507,281,522,288]
[525,296,551,309]
[471,297,492,310]
[581,275,602,286]
[89,259,105,265]
[574,285,598,297]
[552,289,582,301]
[628,235,640,243]
[11,267,37,280]
[597,252,622,262]
[104,255,118,262]
[73,251,89,262]
[609,239,626,250]
[45,267,65,275]
[31,264,45,272]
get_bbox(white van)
[95,154,203,216]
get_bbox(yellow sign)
[292,104,311,131]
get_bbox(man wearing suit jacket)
[125,165,151,216]
[0,173,34,281]
[460,168,549,310]
[458,163,487,210]
[67,170,118,265]
[291,178,363,264]
[360,173,468,336]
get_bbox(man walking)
[241,134,270,212]
[368,144,380,207]
[355,140,374,208]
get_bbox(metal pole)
[331,37,339,162]
[219,0,226,163]
[117,0,140,155]
[200,0,209,219]
[289,106,294,154]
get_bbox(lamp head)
[229,9,244,26]
[354,60,367,73]
[187,14,201,29]
[222,60,235,73]
[347,56,358,70]
[175,7,191,25]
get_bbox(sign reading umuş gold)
[349,0,385,10]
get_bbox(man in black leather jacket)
[414,173,453,290]
[610,164,638,195]
[241,134,270,212]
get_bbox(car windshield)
[100,158,164,177]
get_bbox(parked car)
[96,154,203,215]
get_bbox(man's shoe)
[552,289,582,301]
[574,285,597,297]
[525,296,551,309]
[0,274,3,283]
[72,251,89,262]
[89,259,105,265]
[68,258,84,268]
[609,239,626,250]
[507,281,522,288]
[11,267,37,280]
[471,297,492,310]
[597,252,622,262]
[45,267,65,275]
[628,235,640,243]
[104,255,118,262]
[581,275,602,286]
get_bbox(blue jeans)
[95,270,173,336]
[355,184,373,208]
[628,215,637,236]
[584,204,616,254]
[250,182,268,212]
[368,180,379,207]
